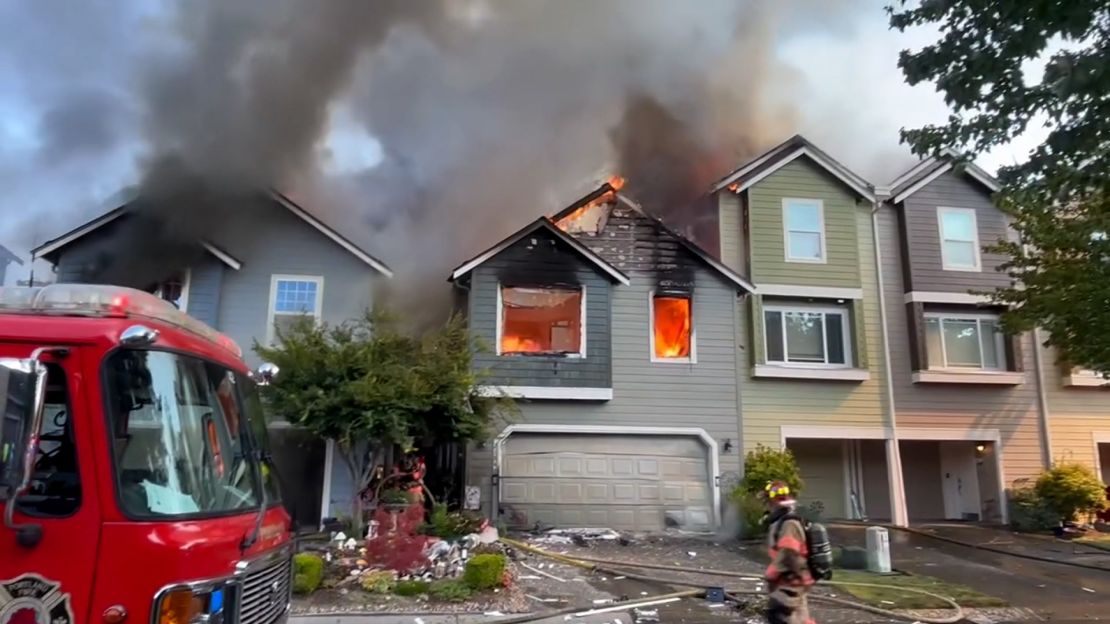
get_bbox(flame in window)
[654,296,692,359]
[501,287,583,355]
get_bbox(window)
[150,271,190,311]
[938,207,981,271]
[924,314,1005,370]
[651,294,693,361]
[499,286,583,356]
[764,304,851,367]
[13,364,81,517]
[783,199,826,262]
[268,276,323,344]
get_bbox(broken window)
[151,272,189,310]
[500,286,583,355]
[652,295,692,360]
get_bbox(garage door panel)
[502,433,714,532]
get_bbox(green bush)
[292,553,325,595]
[1009,486,1059,532]
[421,504,484,541]
[740,444,804,497]
[394,580,431,596]
[1035,462,1108,522]
[359,570,396,594]
[729,490,768,539]
[463,553,507,590]
[429,579,474,602]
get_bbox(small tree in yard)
[1034,462,1108,524]
[256,311,515,535]
[740,444,803,497]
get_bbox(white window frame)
[495,284,586,358]
[782,198,827,264]
[153,268,191,313]
[266,274,324,345]
[763,302,852,368]
[924,312,1006,372]
[937,206,982,272]
[648,291,697,364]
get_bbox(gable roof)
[30,189,392,277]
[0,244,22,265]
[888,154,1001,204]
[711,134,874,201]
[448,216,631,285]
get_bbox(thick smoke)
[101,0,871,322]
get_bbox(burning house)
[449,179,753,532]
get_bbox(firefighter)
[763,480,814,624]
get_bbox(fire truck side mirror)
[256,362,279,386]
[0,357,48,495]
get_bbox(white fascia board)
[893,163,952,204]
[753,365,870,382]
[911,371,1025,385]
[477,385,613,401]
[271,192,394,277]
[779,425,887,442]
[888,157,940,191]
[756,284,863,300]
[733,148,874,201]
[200,242,242,270]
[903,291,993,305]
[897,427,1002,443]
[1062,374,1110,388]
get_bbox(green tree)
[255,311,515,534]
[889,1,1110,373]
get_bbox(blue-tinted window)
[274,280,318,314]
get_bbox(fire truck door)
[0,348,99,624]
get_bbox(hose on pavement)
[501,536,966,624]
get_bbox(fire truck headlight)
[156,586,226,624]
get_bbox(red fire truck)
[0,284,293,624]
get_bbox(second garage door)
[500,433,713,532]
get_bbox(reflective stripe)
[765,564,780,581]
[776,535,805,552]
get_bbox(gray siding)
[468,229,612,389]
[466,268,743,519]
[185,256,223,328]
[900,170,1012,293]
[878,204,1045,486]
[54,220,127,284]
[206,199,378,368]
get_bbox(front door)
[939,442,980,520]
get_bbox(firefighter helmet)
[764,480,794,502]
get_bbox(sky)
[0,1,1048,287]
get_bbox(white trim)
[937,206,982,272]
[495,284,586,357]
[763,302,854,368]
[1092,433,1110,483]
[450,220,631,286]
[716,146,874,200]
[904,291,992,305]
[753,364,870,381]
[31,209,127,258]
[891,160,1001,204]
[922,312,1006,372]
[271,192,393,277]
[783,198,827,264]
[477,385,613,401]
[648,290,697,364]
[179,268,191,313]
[757,284,862,300]
[1062,370,1110,387]
[494,424,721,529]
[842,440,853,519]
[710,147,782,193]
[912,371,1024,385]
[888,158,941,191]
[779,425,888,445]
[320,439,335,527]
[893,163,951,204]
[200,242,242,271]
[265,274,325,346]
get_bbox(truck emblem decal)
[268,580,281,607]
[0,574,74,624]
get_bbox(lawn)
[1075,534,1110,552]
[827,569,1008,610]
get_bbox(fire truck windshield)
[104,350,263,518]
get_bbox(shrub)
[729,490,768,539]
[292,553,325,595]
[394,580,431,596]
[429,579,473,602]
[463,553,507,590]
[740,444,803,497]
[359,570,396,594]
[365,506,430,573]
[1009,486,1059,532]
[422,504,484,541]
[1035,462,1108,522]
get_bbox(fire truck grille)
[239,554,292,624]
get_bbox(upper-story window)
[783,198,826,263]
[151,271,189,311]
[925,313,1004,371]
[938,207,981,271]
[651,293,694,362]
[764,302,851,367]
[267,275,323,344]
[499,286,584,356]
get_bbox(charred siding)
[573,204,698,294]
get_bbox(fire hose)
[500,537,967,624]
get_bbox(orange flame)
[727,182,739,192]
[607,175,627,191]
[653,296,691,359]
[501,335,543,353]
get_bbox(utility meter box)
[865,526,892,574]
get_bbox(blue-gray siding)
[468,229,613,389]
[185,255,223,328]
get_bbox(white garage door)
[500,433,713,532]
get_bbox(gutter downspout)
[871,189,909,527]
[1032,329,1054,467]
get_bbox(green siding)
[748,159,862,287]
